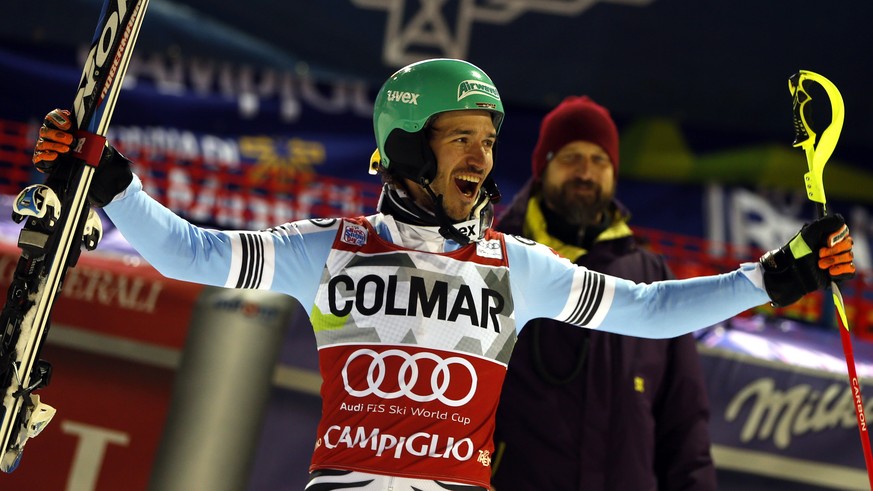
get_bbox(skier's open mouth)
[454,175,479,199]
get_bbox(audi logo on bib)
[342,348,478,407]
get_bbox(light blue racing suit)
[103,175,770,489]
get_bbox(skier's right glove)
[32,108,133,207]
[760,214,855,307]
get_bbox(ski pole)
[788,69,873,489]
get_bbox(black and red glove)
[32,108,133,207]
[33,109,75,173]
[760,214,856,307]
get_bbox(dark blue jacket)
[491,180,717,491]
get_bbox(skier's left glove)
[32,108,133,207]
[760,214,855,307]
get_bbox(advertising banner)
[700,321,873,489]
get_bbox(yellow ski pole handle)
[788,70,845,207]
[788,70,850,328]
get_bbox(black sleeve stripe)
[566,272,605,326]
[235,234,250,288]
[564,279,585,324]
[579,274,605,325]
[253,233,264,287]
[235,233,265,289]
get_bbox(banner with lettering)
[699,320,873,488]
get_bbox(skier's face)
[405,110,496,221]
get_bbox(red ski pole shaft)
[836,303,873,488]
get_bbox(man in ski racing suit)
[32,59,856,491]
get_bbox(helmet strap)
[419,178,494,246]
[418,180,473,245]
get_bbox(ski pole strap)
[70,130,107,167]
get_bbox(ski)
[0,0,149,472]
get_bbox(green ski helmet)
[372,58,504,184]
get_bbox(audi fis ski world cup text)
[338,403,472,426]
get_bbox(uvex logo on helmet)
[457,80,499,102]
[386,90,420,105]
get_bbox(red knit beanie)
[531,95,619,180]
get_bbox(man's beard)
[543,179,613,227]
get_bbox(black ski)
[0,0,149,472]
